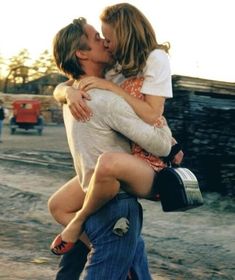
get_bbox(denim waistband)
[115,192,136,200]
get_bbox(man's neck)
[82,62,106,78]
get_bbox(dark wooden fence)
[165,76,235,195]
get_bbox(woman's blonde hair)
[100,3,170,77]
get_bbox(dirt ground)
[0,125,166,279]
[0,125,234,280]
[0,124,70,153]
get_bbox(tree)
[0,54,6,79]
[6,49,31,84]
[2,48,60,93]
[0,54,7,90]
[9,49,30,68]
[31,50,58,79]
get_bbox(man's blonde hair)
[53,17,90,79]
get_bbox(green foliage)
[31,50,58,79]
[0,48,59,87]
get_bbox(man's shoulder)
[88,88,132,117]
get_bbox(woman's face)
[101,22,117,57]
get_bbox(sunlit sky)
[1,0,234,82]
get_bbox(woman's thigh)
[100,152,155,197]
[49,176,85,213]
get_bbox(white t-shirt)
[141,49,173,98]
[106,49,173,98]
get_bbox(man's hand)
[65,86,93,121]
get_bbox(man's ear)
[75,50,87,60]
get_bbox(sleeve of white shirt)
[141,49,173,98]
[104,94,172,157]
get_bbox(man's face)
[84,24,114,66]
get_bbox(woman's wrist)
[65,86,76,103]
[111,83,126,98]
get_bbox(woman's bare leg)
[48,176,89,246]
[60,152,155,243]
[48,176,85,226]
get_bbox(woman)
[49,3,183,255]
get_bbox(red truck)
[10,99,44,135]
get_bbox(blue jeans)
[55,240,89,280]
[81,194,152,280]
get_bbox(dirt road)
[0,124,70,153]
[0,125,234,280]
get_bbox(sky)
[1,0,234,82]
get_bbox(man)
[50,17,172,279]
